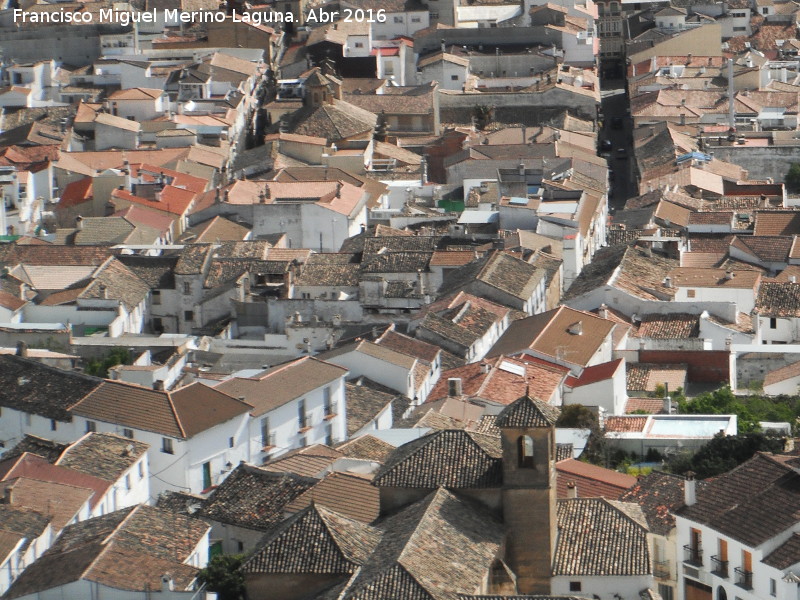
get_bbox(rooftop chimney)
[161,574,175,593]
[3,487,12,505]
[684,471,696,506]
[663,276,672,288]
[75,215,84,230]
[791,275,798,284]
[566,482,578,499]
[15,341,28,358]
[153,380,165,391]
[448,377,463,397]
[663,395,672,414]
[724,271,734,280]
[336,182,342,198]
[481,362,491,374]
[598,303,609,319]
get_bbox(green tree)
[666,432,785,479]
[196,554,246,600]
[556,404,597,429]
[787,163,800,193]
[84,347,132,377]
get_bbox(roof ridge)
[164,390,187,439]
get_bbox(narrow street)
[599,77,636,213]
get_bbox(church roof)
[495,394,560,428]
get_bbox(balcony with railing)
[710,556,729,578]
[735,567,753,590]
[654,560,671,579]
[684,544,703,567]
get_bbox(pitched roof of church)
[495,394,560,428]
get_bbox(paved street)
[599,78,635,213]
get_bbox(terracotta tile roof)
[676,452,800,546]
[0,354,102,421]
[373,429,502,489]
[377,330,441,364]
[284,471,380,523]
[200,464,316,530]
[627,363,688,393]
[71,381,251,439]
[242,502,381,575]
[182,215,250,243]
[215,356,347,418]
[496,394,560,428]
[107,88,164,100]
[730,234,793,263]
[295,253,360,288]
[0,244,111,266]
[55,432,149,482]
[337,435,395,463]
[291,99,377,142]
[1,478,93,531]
[427,356,567,405]
[0,290,25,311]
[688,211,734,225]
[94,112,141,132]
[263,453,338,478]
[441,251,546,303]
[654,200,691,228]
[554,498,650,576]
[57,177,93,210]
[4,505,208,599]
[636,313,699,339]
[625,397,664,414]
[669,267,761,289]
[0,453,109,509]
[346,380,398,436]
[488,305,615,367]
[763,361,800,394]
[605,416,648,433]
[322,340,416,370]
[111,185,196,217]
[556,459,637,499]
[565,245,679,303]
[0,504,49,548]
[564,359,623,388]
[764,532,800,569]
[619,470,702,535]
[756,281,800,317]
[1,435,68,463]
[754,211,800,236]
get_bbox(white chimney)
[480,362,491,374]
[791,275,797,284]
[448,377,463,397]
[684,471,696,506]
[161,574,175,593]
[566,482,578,499]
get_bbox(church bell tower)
[495,392,559,595]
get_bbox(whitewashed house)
[675,453,800,600]
[69,380,253,498]
[214,356,349,463]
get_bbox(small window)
[261,417,271,447]
[354,41,364,48]
[298,399,307,429]
[152,290,161,305]
[183,282,191,295]
[86,420,97,433]
[184,310,194,322]
[24,413,31,427]
[138,462,144,478]
[451,74,459,81]
[124,474,131,490]
[770,579,777,597]
[411,16,421,22]
[770,317,778,329]
[50,420,57,431]
[325,423,334,446]
[162,438,174,454]
[237,540,244,552]
[122,428,134,439]
[229,436,234,448]
[393,15,403,22]
[569,582,582,592]
[518,435,535,468]
[687,289,696,298]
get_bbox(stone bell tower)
[495,392,559,595]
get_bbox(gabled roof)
[200,464,317,530]
[373,429,502,489]
[556,459,636,499]
[70,381,251,439]
[0,355,102,421]
[620,470,700,536]
[337,435,396,463]
[554,498,650,576]
[495,394,560,428]
[242,503,381,575]
[755,282,800,317]
[55,432,149,482]
[4,505,208,599]
[215,356,348,418]
[676,452,800,546]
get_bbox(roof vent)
[567,321,583,335]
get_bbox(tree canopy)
[196,554,246,600]
[666,432,785,479]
